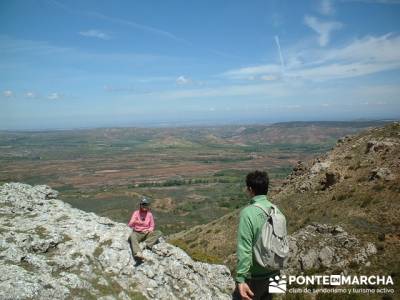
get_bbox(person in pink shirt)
[128,197,162,261]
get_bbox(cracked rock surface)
[0,183,234,300]
[285,223,376,274]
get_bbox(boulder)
[284,224,376,274]
[292,161,308,176]
[365,140,398,154]
[369,167,396,181]
[320,171,340,190]
[310,161,331,176]
[301,249,319,270]
[318,246,334,267]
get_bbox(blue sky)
[1,0,400,130]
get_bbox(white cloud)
[3,90,13,97]
[319,0,335,15]
[79,30,110,40]
[88,12,184,43]
[289,61,400,80]
[322,34,400,63]
[0,36,167,67]
[350,83,400,100]
[45,2,187,44]
[345,0,400,4]
[25,91,36,98]
[221,33,400,82]
[140,82,291,100]
[222,64,281,79]
[137,76,175,83]
[48,92,61,100]
[284,104,302,109]
[103,85,136,92]
[304,15,343,46]
[260,75,280,81]
[176,76,192,85]
[292,33,400,80]
[274,35,285,71]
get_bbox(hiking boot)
[134,253,145,261]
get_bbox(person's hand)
[238,282,254,300]
[134,217,143,224]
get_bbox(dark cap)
[140,197,150,206]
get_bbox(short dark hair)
[246,170,269,195]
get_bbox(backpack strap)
[255,203,287,238]
[252,203,274,217]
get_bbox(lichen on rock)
[0,183,234,300]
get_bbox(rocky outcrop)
[285,223,376,275]
[369,167,396,181]
[310,160,332,176]
[320,171,340,190]
[283,158,338,193]
[0,183,234,300]
[281,123,400,196]
[365,139,399,154]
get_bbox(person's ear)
[247,186,255,196]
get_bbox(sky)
[1,0,400,130]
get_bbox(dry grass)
[170,123,400,296]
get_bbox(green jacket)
[235,195,280,283]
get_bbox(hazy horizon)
[1,117,398,132]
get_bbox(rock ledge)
[0,183,234,300]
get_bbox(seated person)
[128,197,162,260]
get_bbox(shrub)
[377,242,385,252]
[372,184,385,192]
[377,233,385,241]
[335,193,348,201]
[360,196,374,208]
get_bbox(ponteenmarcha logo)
[268,275,287,293]
[269,274,394,295]
[288,275,394,286]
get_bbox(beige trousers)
[128,230,162,256]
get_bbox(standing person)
[233,170,287,300]
[128,197,162,261]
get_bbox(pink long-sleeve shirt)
[128,209,155,232]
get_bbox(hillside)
[228,121,391,145]
[169,122,400,297]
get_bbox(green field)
[0,121,387,234]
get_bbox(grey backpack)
[252,203,289,270]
